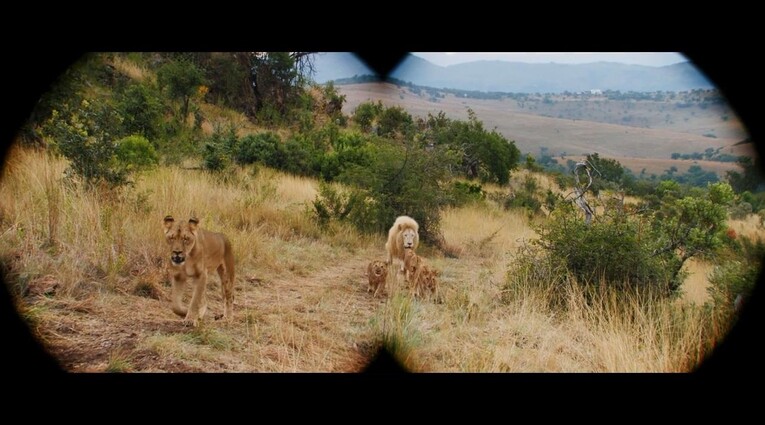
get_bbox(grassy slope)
[2,147,758,372]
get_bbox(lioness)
[386,215,419,273]
[163,215,235,327]
[367,260,389,298]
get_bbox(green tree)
[353,101,383,132]
[428,108,520,185]
[322,81,347,116]
[42,98,130,189]
[117,83,165,142]
[249,52,316,121]
[377,105,413,138]
[157,58,205,120]
[317,138,458,243]
[651,182,733,289]
[585,152,626,192]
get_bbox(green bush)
[115,135,158,172]
[353,101,383,132]
[377,105,413,137]
[315,139,456,243]
[537,204,674,290]
[202,125,238,172]
[42,98,130,189]
[235,132,281,166]
[450,181,484,206]
[116,83,165,142]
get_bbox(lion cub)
[404,248,439,300]
[403,248,421,284]
[367,260,389,298]
[418,266,440,301]
[163,215,235,327]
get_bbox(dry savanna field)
[2,146,760,372]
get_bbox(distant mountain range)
[312,53,714,93]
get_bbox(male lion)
[385,215,419,273]
[367,260,389,298]
[163,215,235,327]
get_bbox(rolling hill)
[337,82,753,177]
[314,53,715,93]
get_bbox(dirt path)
[30,247,390,372]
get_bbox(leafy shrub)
[115,135,158,171]
[235,132,281,166]
[42,98,130,189]
[116,83,165,142]
[450,181,484,206]
[202,125,238,172]
[315,139,456,243]
[537,203,674,290]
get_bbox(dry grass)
[728,213,765,242]
[110,55,152,83]
[0,146,738,372]
[679,258,714,305]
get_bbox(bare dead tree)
[291,52,317,84]
[571,160,600,225]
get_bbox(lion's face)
[371,261,387,277]
[401,228,417,249]
[163,216,198,266]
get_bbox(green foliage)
[426,108,520,185]
[116,82,165,142]
[377,105,413,138]
[322,81,347,117]
[281,136,316,176]
[586,152,627,192]
[650,183,732,289]
[202,125,238,172]
[536,203,674,290]
[504,175,543,215]
[353,101,383,132]
[312,183,364,228]
[196,53,250,109]
[315,139,457,243]
[727,156,765,193]
[707,260,759,312]
[525,154,543,172]
[157,59,205,119]
[115,135,158,172]
[450,181,484,206]
[250,52,308,123]
[235,132,282,166]
[656,179,681,199]
[42,98,132,189]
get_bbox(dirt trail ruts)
[31,247,391,372]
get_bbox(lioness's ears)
[398,223,403,230]
[163,215,174,230]
[188,217,199,231]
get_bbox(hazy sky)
[412,52,688,67]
